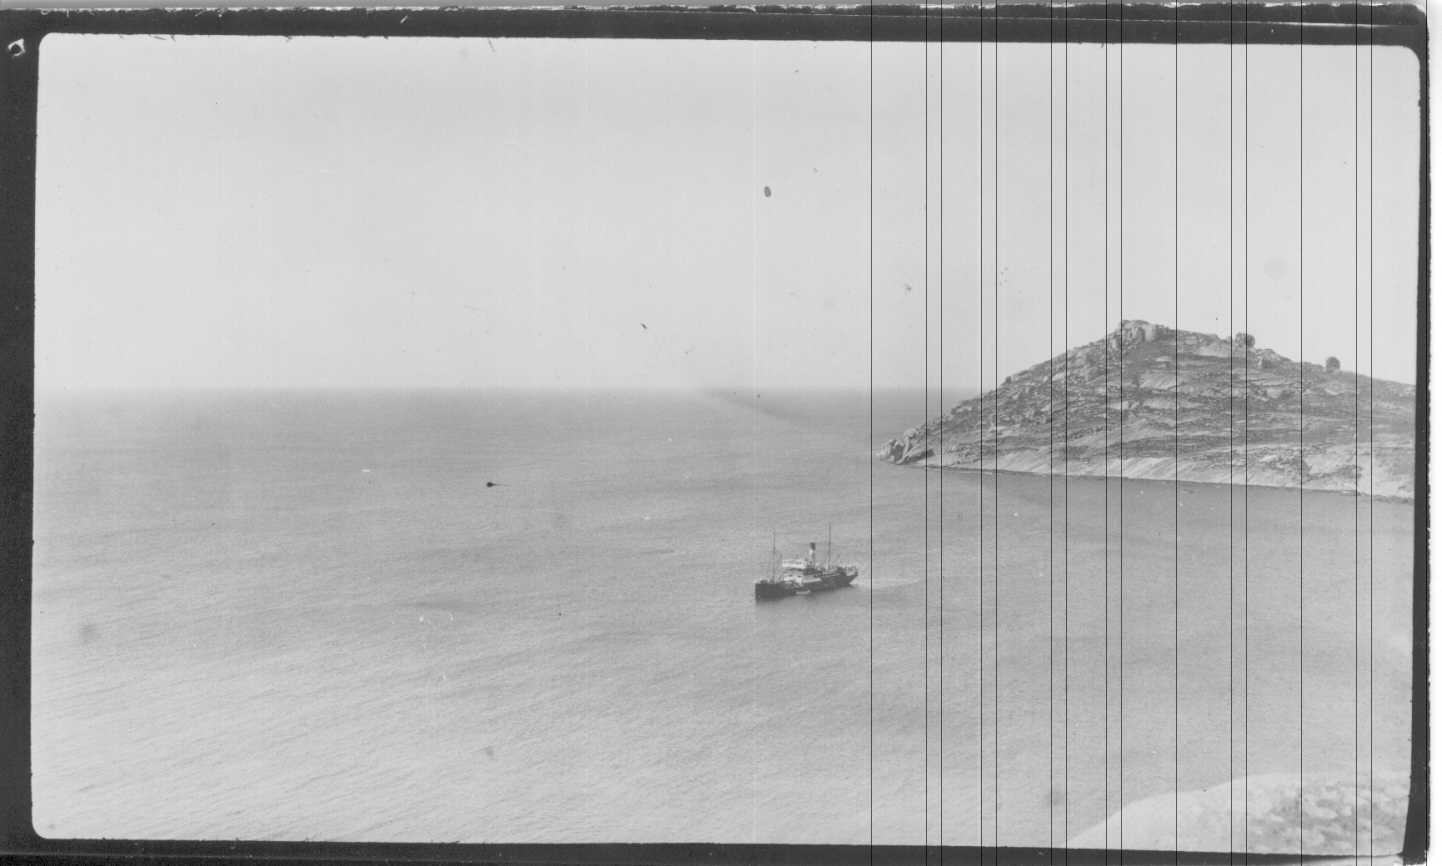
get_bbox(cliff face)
[878,320,1416,500]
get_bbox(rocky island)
[878,320,1416,500]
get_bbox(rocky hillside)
[878,320,1416,500]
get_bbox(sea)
[31,389,1414,850]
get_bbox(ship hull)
[808,567,857,591]
[755,580,800,600]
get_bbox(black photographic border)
[0,4,1427,865]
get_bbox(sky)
[35,33,1421,390]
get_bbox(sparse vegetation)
[1325,356,1341,373]
[877,320,1416,499]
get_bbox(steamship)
[754,529,859,601]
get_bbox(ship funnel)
[808,542,817,564]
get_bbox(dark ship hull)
[757,567,858,600]
[755,578,801,600]
[799,566,858,592]
[814,566,858,590]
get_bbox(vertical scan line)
[1173,0,1181,860]
[1103,8,1111,858]
[1049,0,1057,859]
[938,1,946,858]
[977,8,986,860]
[1118,3,1126,853]
[923,6,931,853]
[868,0,875,857]
[992,2,1001,856]
[1366,0,1374,856]
[1061,3,1070,858]
[1298,8,1305,859]
[1228,0,1237,858]
[1352,0,1361,861]
[1243,3,1251,860]
[1062,2,1071,859]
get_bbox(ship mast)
[827,523,832,568]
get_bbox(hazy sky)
[35,34,1420,390]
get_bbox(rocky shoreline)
[877,321,1416,501]
[1069,771,1411,855]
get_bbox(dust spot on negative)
[763,186,772,198]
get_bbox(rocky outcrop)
[878,320,1416,500]
[1069,771,1410,855]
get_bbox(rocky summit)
[878,320,1416,500]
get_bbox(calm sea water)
[32,389,1413,848]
